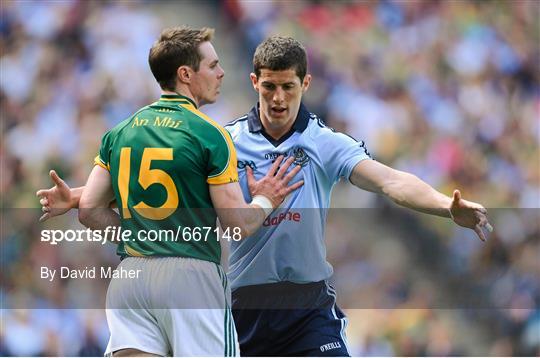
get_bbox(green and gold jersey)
[94,94,238,264]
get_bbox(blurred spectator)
[1,0,538,355]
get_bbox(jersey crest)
[292,147,310,167]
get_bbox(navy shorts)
[232,281,350,356]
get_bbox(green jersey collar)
[158,94,198,108]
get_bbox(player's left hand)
[449,189,493,241]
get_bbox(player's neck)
[162,88,199,108]
[260,117,294,140]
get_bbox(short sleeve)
[318,131,372,183]
[94,131,112,171]
[206,125,239,185]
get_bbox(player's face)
[191,41,225,106]
[251,68,311,134]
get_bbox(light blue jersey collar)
[247,103,311,147]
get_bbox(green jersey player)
[93,93,239,263]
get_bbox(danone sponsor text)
[263,211,301,227]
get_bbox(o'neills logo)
[263,211,301,226]
[238,160,257,170]
[320,341,342,352]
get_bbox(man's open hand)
[449,189,493,241]
[36,170,72,222]
[246,155,304,208]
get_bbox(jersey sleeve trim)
[94,155,110,171]
[125,245,145,257]
[179,103,239,184]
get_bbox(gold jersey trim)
[159,98,189,102]
[179,103,239,185]
[94,155,110,171]
[125,244,145,257]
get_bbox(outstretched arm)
[37,170,117,222]
[350,160,492,241]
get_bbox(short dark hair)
[253,36,307,81]
[148,26,214,91]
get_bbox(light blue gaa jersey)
[225,103,372,290]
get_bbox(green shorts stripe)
[216,264,232,356]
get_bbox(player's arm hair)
[209,182,268,239]
[67,186,84,208]
[350,160,452,218]
[78,166,121,232]
[70,186,117,208]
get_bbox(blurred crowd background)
[1,0,538,356]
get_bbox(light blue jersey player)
[226,36,492,357]
[226,104,371,289]
[226,104,369,356]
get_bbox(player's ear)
[301,74,311,93]
[250,73,259,92]
[177,66,192,84]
